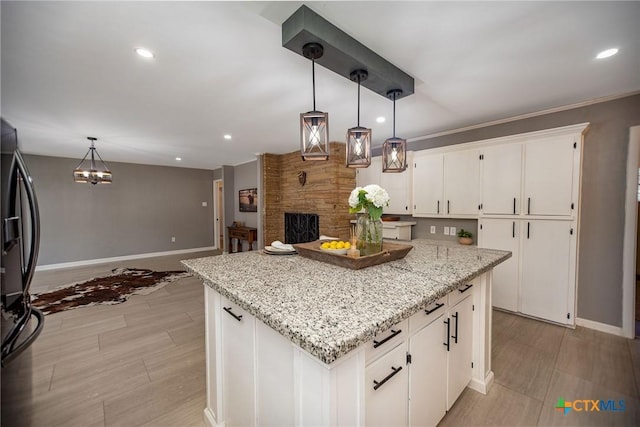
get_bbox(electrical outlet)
[430,226,436,234]
[171,236,176,243]
[444,226,450,236]
[202,201,208,207]
[450,227,456,236]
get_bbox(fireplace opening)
[284,213,319,244]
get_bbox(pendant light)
[300,43,329,161]
[382,89,407,173]
[346,69,372,168]
[73,137,113,184]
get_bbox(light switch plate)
[202,202,208,207]
[430,226,436,234]
[444,226,450,235]
[450,227,457,236]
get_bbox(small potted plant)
[457,229,473,245]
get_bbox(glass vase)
[356,213,383,256]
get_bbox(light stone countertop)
[181,239,510,364]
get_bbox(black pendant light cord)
[312,59,316,111]
[392,92,396,138]
[357,77,361,127]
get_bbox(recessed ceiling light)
[175,157,182,161]
[376,116,386,123]
[135,47,154,59]
[596,48,618,59]
[224,134,232,140]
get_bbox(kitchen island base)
[202,271,494,427]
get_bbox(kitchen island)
[183,239,510,427]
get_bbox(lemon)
[336,242,345,249]
[344,242,351,249]
[321,242,330,249]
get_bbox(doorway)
[213,179,224,251]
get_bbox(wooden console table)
[227,226,257,253]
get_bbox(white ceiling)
[2,1,639,170]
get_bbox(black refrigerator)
[1,118,44,370]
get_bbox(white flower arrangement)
[348,184,390,221]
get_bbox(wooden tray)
[293,241,413,270]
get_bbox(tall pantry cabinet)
[478,123,587,325]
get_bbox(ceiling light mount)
[302,42,324,60]
[346,69,371,168]
[73,137,113,185]
[283,5,414,100]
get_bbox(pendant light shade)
[382,90,407,173]
[300,43,329,161]
[73,137,112,184]
[346,69,372,168]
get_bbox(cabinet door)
[413,153,443,215]
[365,343,408,427]
[221,297,256,427]
[523,135,576,216]
[520,220,573,324]
[444,149,480,215]
[478,219,520,312]
[481,144,522,215]
[381,152,413,215]
[356,156,382,188]
[409,316,447,427]
[446,295,473,410]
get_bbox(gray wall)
[382,94,640,328]
[221,165,235,253]
[25,154,215,265]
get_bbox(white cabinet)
[365,343,409,427]
[408,314,447,427]
[412,149,480,217]
[520,220,574,324]
[446,294,473,409]
[481,144,522,215]
[443,149,480,216]
[221,297,256,427]
[480,218,575,325]
[478,219,520,312]
[356,156,381,188]
[357,155,413,215]
[413,152,443,216]
[523,134,576,216]
[380,152,413,215]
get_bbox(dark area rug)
[31,268,192,315]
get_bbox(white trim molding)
[35,246,217,272]
[576,317,624,337]
[622,125,640,338]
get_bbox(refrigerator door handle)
[1,306,44,367]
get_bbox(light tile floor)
[3,252,639,426]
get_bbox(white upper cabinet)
[381,152,413,215]
[356,156,382,188]
[481,144,522,215]
[356,155,413,215]
[412,152,444,216]
[443,149,480,216]
[523,134,577,216]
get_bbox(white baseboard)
[35,246,217,272]
[576,317,625,337]
[468,370,494,395]
[204,408,219,427]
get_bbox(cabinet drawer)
[365,319,408,365]
[229,228,248,239]
[382,227,400,240]
[409,296,448,334]
[365,342,408,427]
[448,279,476,307]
